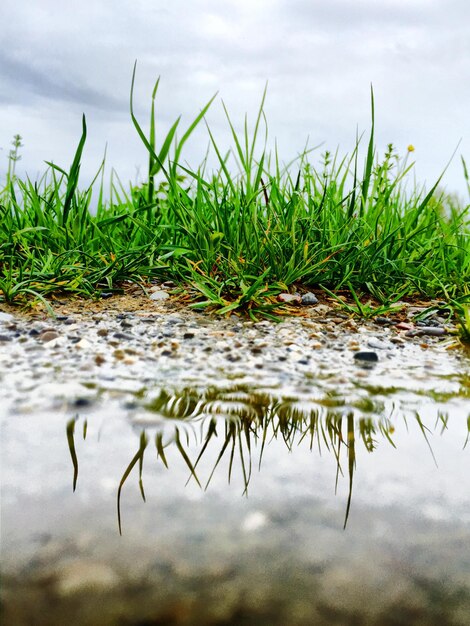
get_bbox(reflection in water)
[66,386,469,534]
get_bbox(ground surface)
[1,290,469,626]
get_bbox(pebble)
[277,293,302,305]
[150,290,170,301]
[367,338,388,350]
[75,338,92,349]
[405,327,447,338]
[330,317,346,325]
[301,292,319,305]
[113,332,134,341]
[396,322,414,331]
[417,326,447,337]
[353,351,379,362]
[38,330,60,342]
[374,317,393,325]
[314,304,332,316]
[416,319,440,328]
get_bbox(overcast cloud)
[0,0,469,198]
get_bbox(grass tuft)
[1,69,469,320]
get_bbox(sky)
[1,0,469,200]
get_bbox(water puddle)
[1,310,470,625]
[61,385,470,533]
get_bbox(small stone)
[183,332,195,340]
[0,334,12,342]
[375,316,392,325]
[113,332,134,341]
[277,293,302,305]
[99,292,113,299]
[75,338,92,349]
[149,290,170,301]
[353,351,379,362]
[396,322,414,331]
[418,326,446,337]
[367,338,388,350]
[97,328,108,337]
[39,330,60,342]
[312,304,331,316]
[0,312,14,322]
[95,354,106,365]
[301,292,319,305]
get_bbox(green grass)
[1,67,469,320]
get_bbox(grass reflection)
[66,386,468,534]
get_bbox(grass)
[1,66,469,321]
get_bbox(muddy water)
[1,305,469,625]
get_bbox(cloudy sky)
[1,0,469,199]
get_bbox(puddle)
[1,308,469,625]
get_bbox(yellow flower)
[407,144,415,152]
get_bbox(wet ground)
[1,294,469,625]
